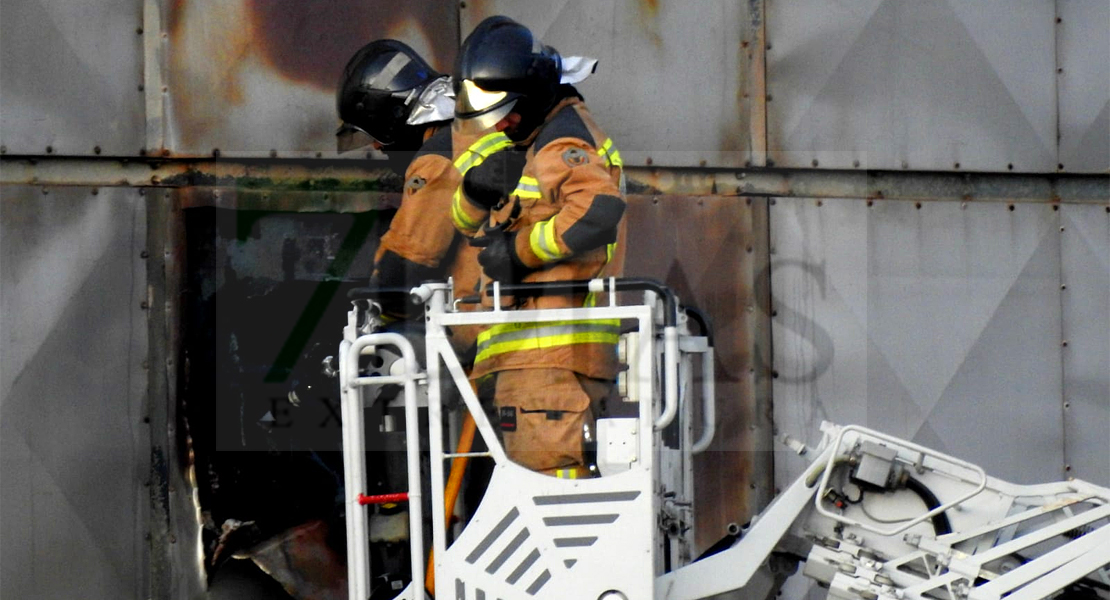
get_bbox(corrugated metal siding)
[1,185,149,599]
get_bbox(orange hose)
[425,412,476,594]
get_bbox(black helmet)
[454,16,562,130]
[336,40,445,152]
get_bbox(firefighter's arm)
[450,131,516,237]
[376,153,460,271]
[514,137,625,268]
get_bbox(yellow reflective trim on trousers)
[555,469,579,479]
[475,331,621,364]
[475,319,621,364]
[528,218,564,262]
[598,138,623,169]
[452,188,483,232]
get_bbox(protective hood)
[406,76,456,126]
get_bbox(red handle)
[358,492,409,505]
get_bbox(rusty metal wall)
[0,0,146,156]
[623,194,772,552]
[160,0,459,157]
[459,0,763,168]
[1,185,149,600]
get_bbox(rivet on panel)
[212,148,221,158]
[745,197,752,205]
[1057,68,1063,74]
[816,200,823,207]
[1056,17,1062,23]
[744,159,752,167]
[901,160,908,169]
[1053,204,1059,211]
[766,158,775,167]
[652,196,659,205]
[915,202,922,210]
[316,152,323,158]
[41,187,49,195]
[138,84,144,92]
[140,300,150,310]
[460,0,467,7]
[766,42,772,50]
[1057,163,1065,170]
[812,159,819,167]
[1062,340,1068,347]
[0,145,5,154]
[46,145,54,154]
[94,145,102,155]
[1008,204,1015,211]
[772,370,779,379]
[141,250,150,259]
[1007,163,1014,171]
[852,160,860,168]
[1060,226,1065,232]
[1065,465,1071,472]
[769,198,777,205]
[162,86,168,94]
[91,188,99,196]
[138,188,145,196]
[646,157,653,165]
[1064,402,1070,408]
[270,149,278,158]
[1061,283,1067,290]
[953,162,960,169]
[699,159,707,167]
[867,200,874,207]
[136,27,143,34]
[746,245,753,253]
[766,94,773,102]
[139,148,147,157]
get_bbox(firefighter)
[336,39,488,355]
[450,16,627,478]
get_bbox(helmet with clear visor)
[453,17,562,132]
[336,40,448,152]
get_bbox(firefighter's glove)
[462,148,528,209]
[470,231,536,283]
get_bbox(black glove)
[462,148,528,208]
[469,231,536,283]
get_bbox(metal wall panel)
[0,0,145,156]
[460,0,755,167]
[623,195,769,551]
[766,0,1058,173]
[1,186,148,599]
[1060,205,1110,484]
[162,0,459,157]
[770,198,1067,490]
[1057,0,1110,173]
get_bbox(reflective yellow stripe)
[512,175,542,199]
[454,132,513,172]
[555,469,579,479]
[452,132,513,232]
[452,188,483,232]
[528,218,565,263]
[475,319,621,364]
[598,138,623,169]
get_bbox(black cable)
[904,476,953,535]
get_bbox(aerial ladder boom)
[338,278,1110,600]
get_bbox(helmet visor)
[456,80,510,115]
[335,123,379,153]
[454,99,517,135]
